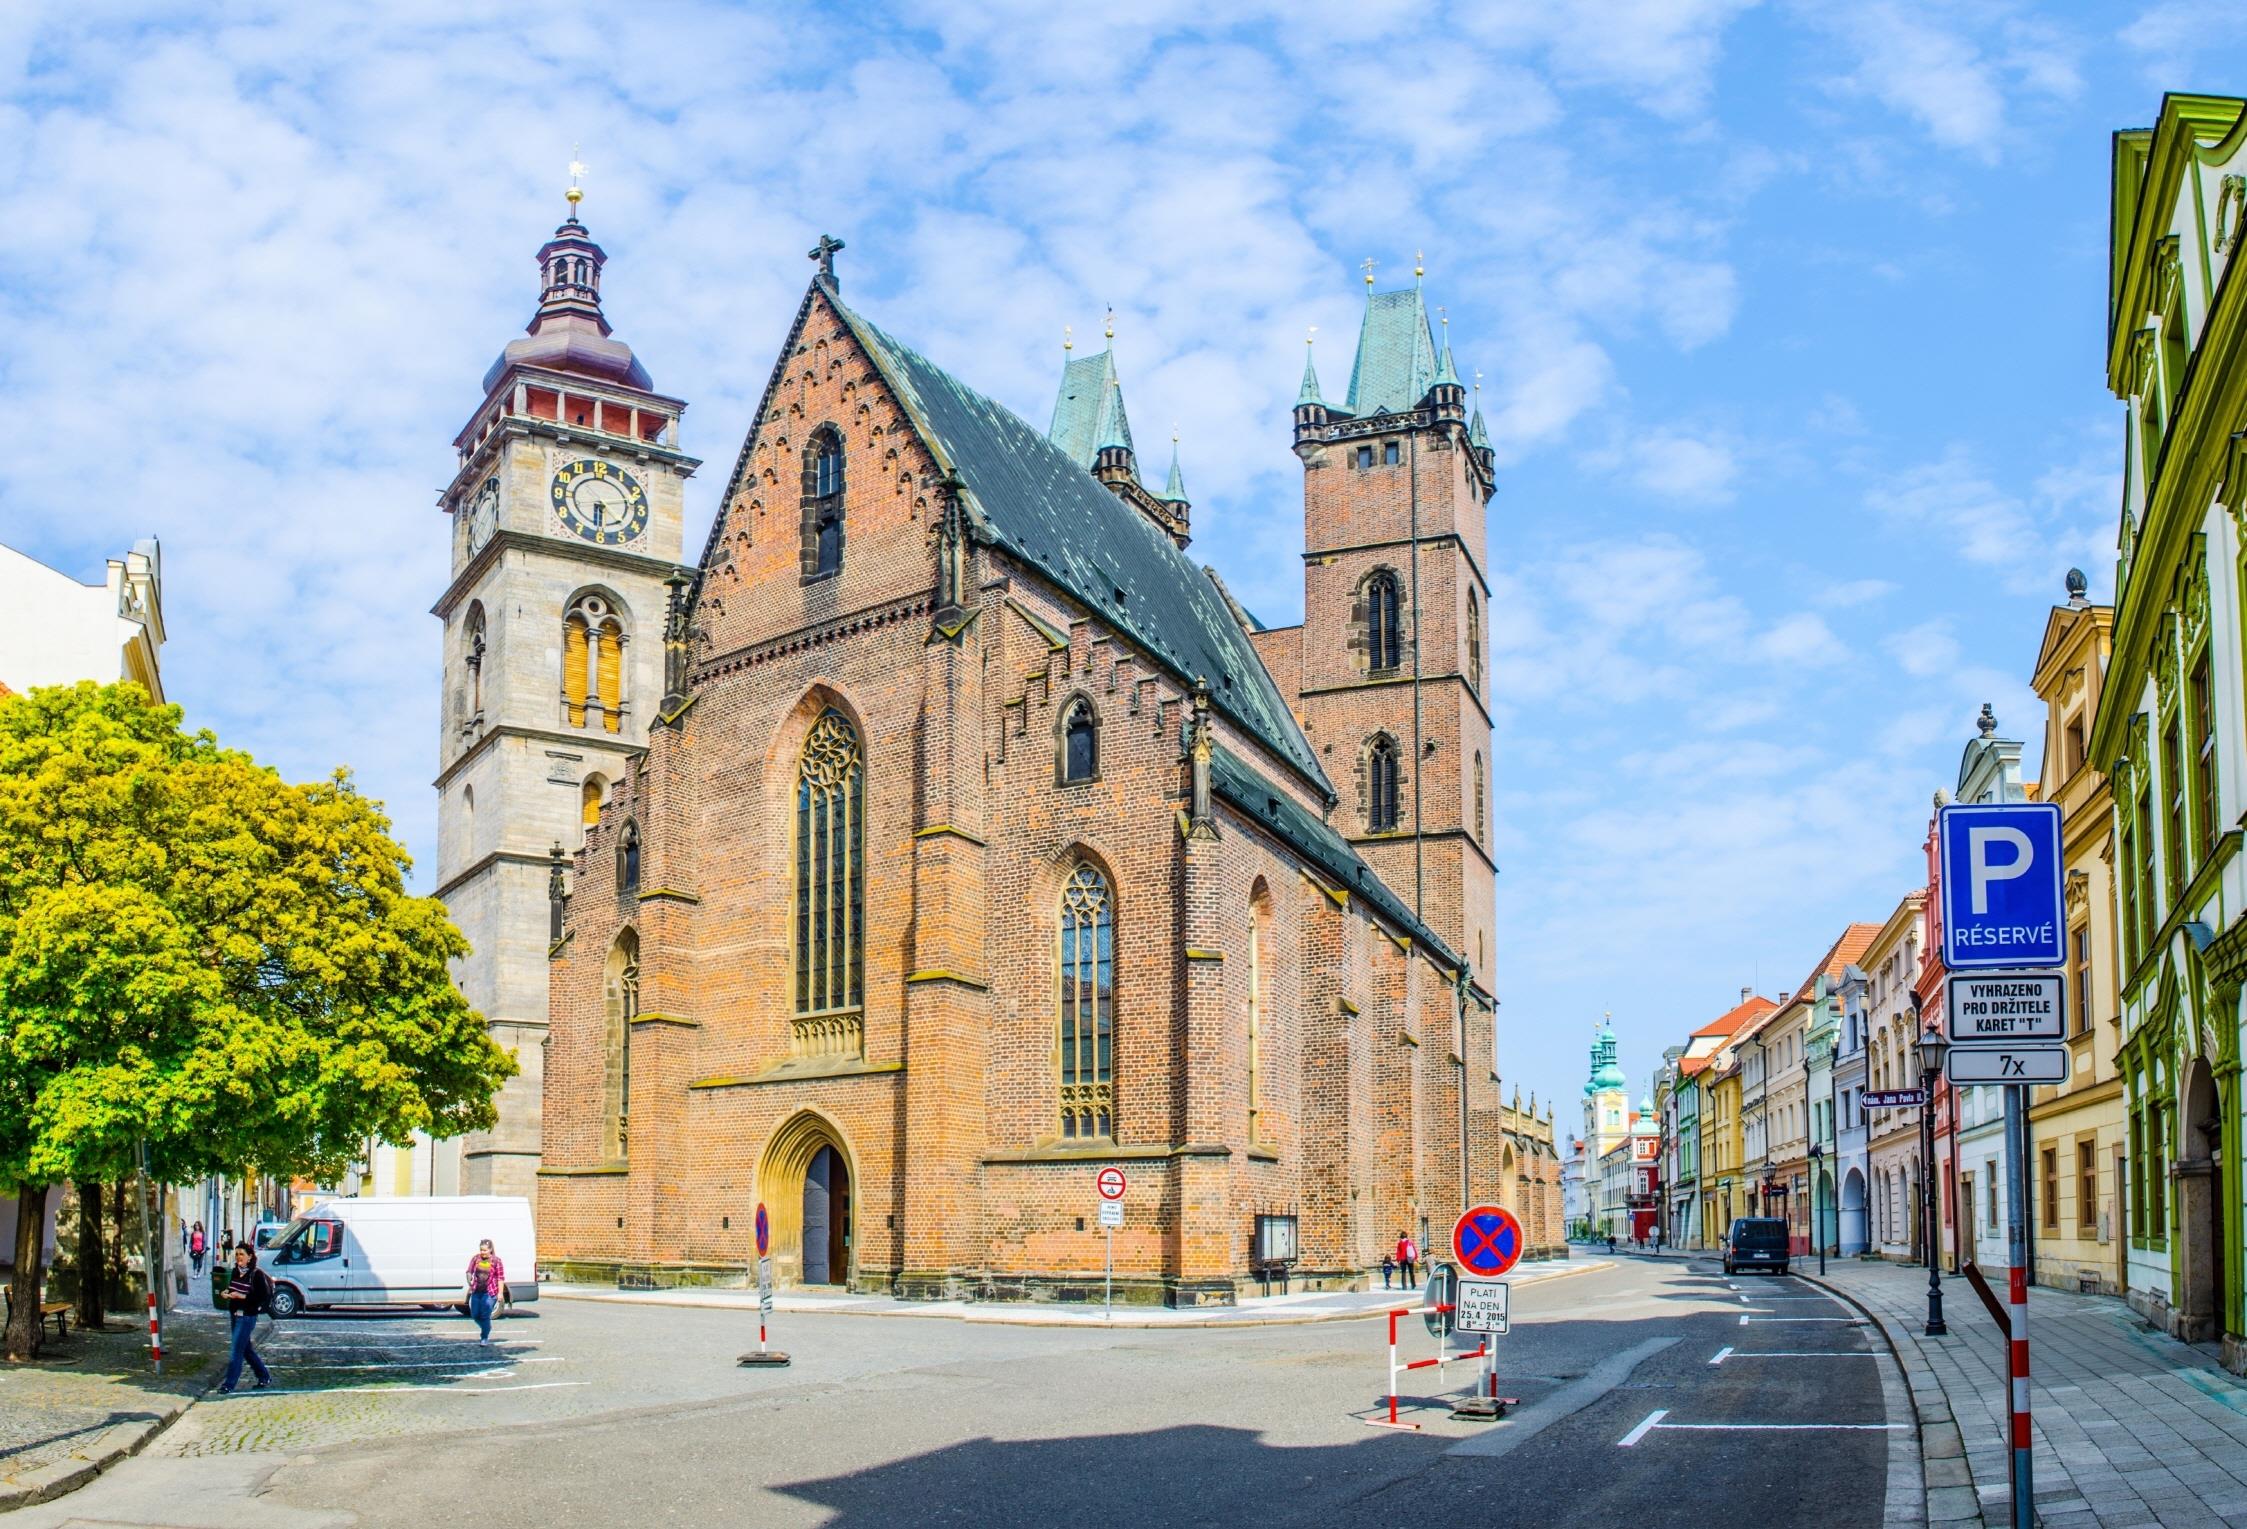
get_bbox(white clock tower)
[413,179,698,1201]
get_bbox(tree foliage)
[1,682,512,1356]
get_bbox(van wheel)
[269,1284,303,1320]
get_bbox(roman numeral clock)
[552,457,650,547]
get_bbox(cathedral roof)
[1344,287,1440,416]
[1048,349,1137,471]
[827,293,1330,795]
[1209,743,1460,969]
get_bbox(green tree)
[0,682,513,1360]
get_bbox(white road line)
[1653,1422,1904,1432]
[1618,1409,1669,1446]
[310,1379,588,1396]
[1715,1351,1877,1359]
[1708,1347,1734,1366]
[1739,1314,1862,1324]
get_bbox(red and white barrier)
[146,1288,162,1367]
[1363,1303,1493,1430]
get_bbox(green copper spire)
[1345,285,1439,415]
[1050,343,1137,470]
[1435,342,1460,388]
[1469,406,1491,450]
[1298,330,1323,405]
[1163,434,1187,502]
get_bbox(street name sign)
[1938,803,2065,970]
[1098,1197,1123,1228]
[1945,973,2066,1045]
[1862,1088,1926,1109]
[1945,1047,2070,1085]
[1455,1277,1510,1335]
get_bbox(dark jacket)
[225,1267,274,1317]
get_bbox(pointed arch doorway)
[757,1111,856,1290]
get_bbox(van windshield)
[269,1217,315,1253]
[1734,1222,1787,1248]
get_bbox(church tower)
[1291,260,1497,990]
[1582,1021,1629,1162]
[420,175,699,1200]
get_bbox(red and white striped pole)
[146,1287,162,1367]
[2002,1085,2032,1529]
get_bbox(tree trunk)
[74,1180,105,1329]
[107,1181,128,1307]
[6,1183,49,1362]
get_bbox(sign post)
[738,1201,790,1368]
[1096,1167,1126,1322]
[1938,801,2063,1529]
[1447,1205,1523,1419]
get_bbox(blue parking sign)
[1938,803,2065,969]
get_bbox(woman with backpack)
[218,1244,273,1393]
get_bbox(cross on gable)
[808,234,847,286]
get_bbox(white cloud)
[1886,619,1960,677]
[1807,1,2082,162]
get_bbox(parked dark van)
[1723,1217,1790,1276]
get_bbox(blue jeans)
[221,1313,270,1390]
[469,1290,497,1340]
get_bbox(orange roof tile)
[1691,993,1778,1038]
[1791,922,1883,1003]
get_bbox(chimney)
[1740,985,1752,1004]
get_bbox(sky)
[5,0,2246,1120]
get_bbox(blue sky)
[3,1,2244,1117]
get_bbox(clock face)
[464,477,500,555]
[552,458,650,546]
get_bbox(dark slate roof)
[1345,288,1439,416]
[830,293,1329,794]
[1209,743,1461,971]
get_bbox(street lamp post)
[1915,1006,1950,1337]
[1810,1142,1826,1276]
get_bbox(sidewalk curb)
[0,1383,205,1516]
[544,1260,1611,1330]
[1798,1268,1973,1528]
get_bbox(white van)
[262,1195,537,1318]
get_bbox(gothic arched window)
[1059,864,1115,1140]
[1060,698,1098,783]
[804,427,845,579]
[1367,735,1401,832]
[462,603,487,728]
[1365,571,1403,673]
[563,592,626,734]
[795,709,864,1026]
[1466,589,1482,692]
[603,928,639,1160]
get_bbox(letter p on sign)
[1967,826,2032,915]
[1939,803,2064,970]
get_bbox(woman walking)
[189,1221,207,1277]
[218,1244,273,1393]
[463,1239,509,1344]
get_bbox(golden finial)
[1474,368,1483,397]
[1064,324,1073,352]
[1361,256,1376,289]
[1306,325,1317,346]
[1439,304,1448,334]
[566,146,586,209]
[1415,249,1424,281]
[1104,306,1115,343]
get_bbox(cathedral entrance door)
[802,1145,851,1286]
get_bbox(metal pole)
[1105,1226,1113,1323]
[135,1140,161,1374]
[1922,1074,1946,1335]
[2005,1084,2033,1529]
[1814,1146,1826,1276]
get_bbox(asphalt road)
[16,1256,1905,1528]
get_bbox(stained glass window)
[796,710,864,1018]
[1059,864,1114,1139]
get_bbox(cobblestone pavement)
[1804,1257,2247,1527]
[0,1308,217,1504]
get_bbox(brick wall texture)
[540,283,1562,1303]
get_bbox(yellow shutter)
[597,620,623,733]
[563,617,587,726]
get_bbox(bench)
[3,1291,70,1338]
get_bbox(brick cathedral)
[437,196,1560,1302]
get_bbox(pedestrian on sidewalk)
[218,1245,273,1393]
[1396,1232,1418,1287]
[220,1226,235,1260]
[1380,1253,1395,1289]
[463,1239,509,1344]
[189,1221,207,1276]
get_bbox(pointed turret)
[1345,285,1439,415]
[482,191,651,395]
[1162,435,1188,504]
[1047,321,1189,548]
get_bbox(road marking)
[1708,1346,1733,1365]
[1714,1351,1877,1362]
[1448,1337,1681,1460]
[313,1379,589,1395]
[1739,1314,1863,1324]
[1618,1409,1669,1446]
[1650,1422,1904,1432]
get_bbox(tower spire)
[565,146,585,220]
[1163,429,1187,504]
[1297,327,1323,405]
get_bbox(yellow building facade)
[2028,582,2129,1294]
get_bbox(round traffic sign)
[1096,1166,1127,1201]
[1452,1205,1523,1278]
[754,1202,770,1257]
